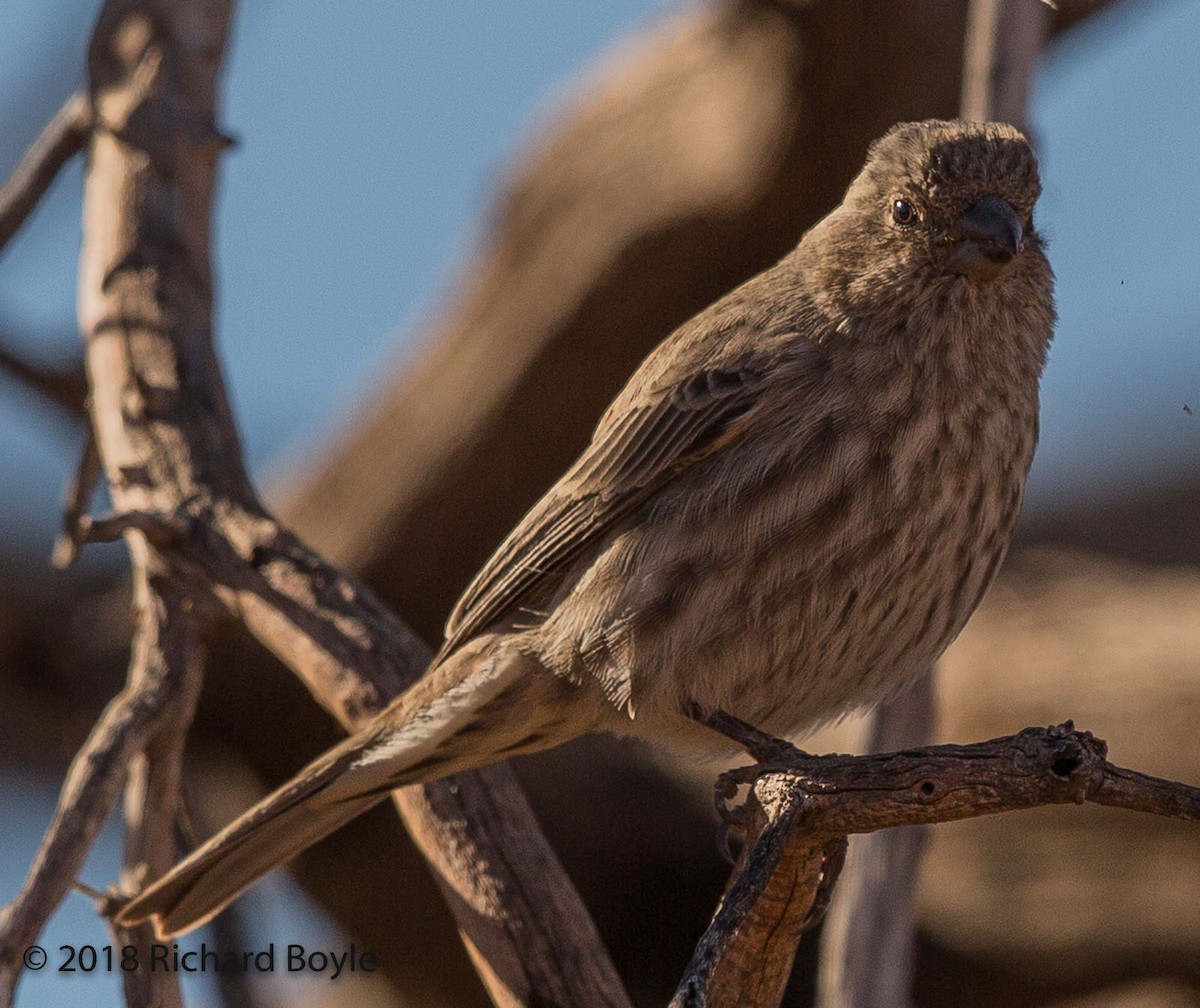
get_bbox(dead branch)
[51,430,103,568]
[0,575,197,1007]
[0,338,87,419]
[0,90,91,254]
[114,597,205,1008]
[676,723,1200,1006]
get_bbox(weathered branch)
[961,0,1053,128]
[51,429,103,569]
[0,575,198,1007]
[1091,763,1200,819]
[676,723,1200,1005]
[0,338,88,418]
[0,90,91,255]
[113,588,204,1008]
[672,785,837,1008]
[1,2,629,1007]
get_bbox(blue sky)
[1,2,1198,1005]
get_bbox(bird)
[116,119,1055,938]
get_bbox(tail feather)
[116,636,592,938]
[122,792,385,938]
[115,731,388,937]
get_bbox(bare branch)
[72,509,188,550]
[114,602,205,1008]
[677,722,1200,1005]
[672,783,833,1008]
[961,0,1054,127]
[51,431,103,568]
[0,580,198,1007]
[1093,763,1200,820]
[0,91,91,255]
[0,338,88,418]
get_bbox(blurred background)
[1,1,1197,1006]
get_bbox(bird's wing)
[439,360,769,660]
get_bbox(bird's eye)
[891,198,918,226]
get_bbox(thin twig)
[1093,763,1200,820]
[0,339,88,418]
[112,604,203,1008]
[0,91,91,255]
[74,510,188,550]
[52,430,102,569]
[0,585,196,1007]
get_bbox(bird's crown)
[864,119,1041,223]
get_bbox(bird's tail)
[114,763,384,939]
[116,636,584,938]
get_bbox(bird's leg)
[689,705,806,763]
[690,705,806,861]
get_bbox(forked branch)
[674,721,1200,1006]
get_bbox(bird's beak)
[946,196,1023,281]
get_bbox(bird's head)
[805,119,1049,320]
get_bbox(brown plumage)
[116,119,1055,938]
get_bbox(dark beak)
[946,196,1023,281]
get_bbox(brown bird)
[117,119,1055,938]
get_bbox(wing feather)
[438,365,764,660]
